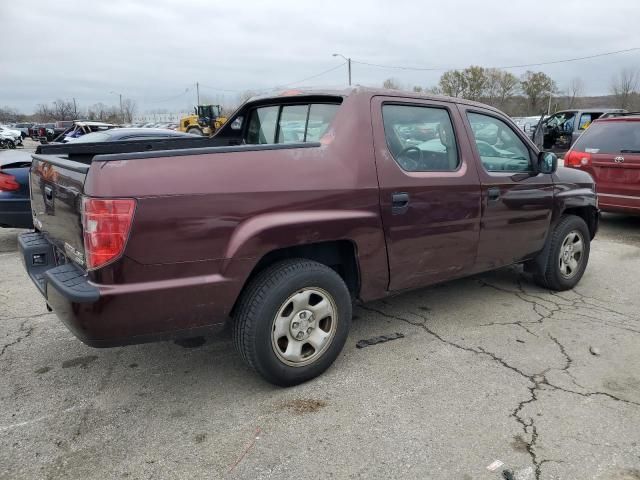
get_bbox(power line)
[276,62,346,88]
[351,46,640,72]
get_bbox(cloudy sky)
[1,0,639,115]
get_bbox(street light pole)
[332,53,352,86]
[110,90,124,123]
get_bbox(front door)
[371,96,482,292]
[460,107,554,271]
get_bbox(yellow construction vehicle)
[178,104,227,136]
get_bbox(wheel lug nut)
[296,332,304,340]
[307,327,312,334]
[299,312,307,319]
[292,322,299,329]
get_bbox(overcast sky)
[1,0,639,114]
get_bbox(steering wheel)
[397,146,422,171]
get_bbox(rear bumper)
[19,232,234,347]
[0,199,33,228]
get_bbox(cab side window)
[382,104,459,172]
[246,103,340,145]
[467,112,532,173]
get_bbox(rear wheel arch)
[230,240,361,316]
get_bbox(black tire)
[233,259,352,386]
[7,140,15,149]
[531,214,590,291]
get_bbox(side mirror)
[537,151,558,174]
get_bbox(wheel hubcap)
[271,287,337,367]
[558,230,584,279]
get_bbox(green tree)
[438,70,467,98]
[462,66,487,101]
[521,71,556,114]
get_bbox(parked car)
[12,123,33,139]
[20,88,598,386]
[533,108,626,153]
[0,125,23,148]
[564,113,640,214]
[0,150,32,228]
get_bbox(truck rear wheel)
[531,214,590,291]
[233,259,352,386]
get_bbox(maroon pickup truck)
[19,88,598,386]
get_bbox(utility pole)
[119,93,123,123]
[332,53,352,86]
[196,82,200,106]
[73,98,77,119]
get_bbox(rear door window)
[572,121,640,154]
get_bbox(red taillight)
[564,150,591,168]
[0,171,19,191]
[81,197,136,270]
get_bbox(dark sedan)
[0,150,32,228]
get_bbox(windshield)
[572,121,640,154]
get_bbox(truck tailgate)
[30,154,88,267]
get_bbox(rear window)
[246,103,339,145]
[572,121,640,154]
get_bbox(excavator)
[178,104,227,136]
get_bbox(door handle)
[487,187,500,202]
[392,192,410,215]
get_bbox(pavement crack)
[0,319,34,358]
[361,303,547,478]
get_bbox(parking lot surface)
[1,213,639,479]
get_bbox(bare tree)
[121,98,137,123]
[52,99,76,120]
[566,77,585,109]
[610,68,639,110]
[412,85,424,93]
[382,78,401,90]
[0,106,20,123]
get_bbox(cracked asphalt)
[1,214,639,480]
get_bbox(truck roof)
[248,86,505,114]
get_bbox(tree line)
[0,98,137,124]
[383,66,639,116]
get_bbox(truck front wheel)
[530,214,591,291]
[187,127,203,136]
[233,259,352,386]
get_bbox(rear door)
[371,96,481,291]
[460,106,554,270]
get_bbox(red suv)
[565,115,640,214]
